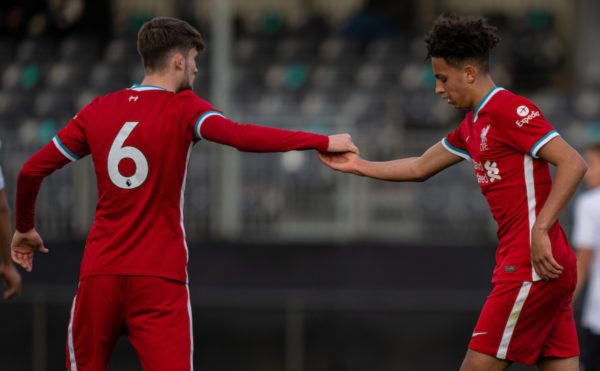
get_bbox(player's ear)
[463,64,478,83]
[172,52,185,71]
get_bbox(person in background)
[573,141,600,371]
[0,159,22,299]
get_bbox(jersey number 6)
[108,121,148,189]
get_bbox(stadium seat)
[33,90,74,119]
[46,61,90,93]
[15,37,57,64]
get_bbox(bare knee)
[460,350,511,371]
[537,356,579,371]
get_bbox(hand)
[327,134,359,154]
[531,226,563,281]
[11,228,47,273]
[317,151,363,175]
[0,262,22,299]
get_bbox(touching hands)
[11,228,47,273]
[326,134,359,154]
[531,226,563,281]
[317,151,363,175]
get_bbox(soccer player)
[573,142,600,371]
[0,162,21,299]
[10,17,358,370]
[319,14,586,370]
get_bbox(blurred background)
[1,0,599,370]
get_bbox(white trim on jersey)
[128,84,168,91]
[53,136,79,162]
[524,155,542,282]
[441,138,472,162]
[181,146,194,369]
[473,87,505,122]
[180,144,192,282]
[496,281,532,359]
[194,111,225,140]
[68,294,78,371]
[186,284,194,371]
[530,130,559,159]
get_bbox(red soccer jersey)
[16,85,329,283]
[442,87,575,283]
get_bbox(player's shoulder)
[494,90,538,112]
[85,88,136,107]
[172,89,213,108]
[491,89,542,126]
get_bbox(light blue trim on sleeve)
[530,130,559,159]
[194,111,225,140]
[441,138,472,162]
[52,136,79,162]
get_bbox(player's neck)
[140,74,177,93]
[470,76,496,111]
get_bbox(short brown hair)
[137,17,205,72]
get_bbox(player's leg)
[125,276,193,371]
[459,349,511,371]
[66,276,124,371]
[537,357,579,371]
[536,275,579,371]
[468,278,573,367]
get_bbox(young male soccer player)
[11,17,358,370]
[319,14,586,370]
[0,162,21,299]
[573,142,600,371]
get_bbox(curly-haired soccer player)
[319,14,585,370]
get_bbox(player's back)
[77,85,207,283]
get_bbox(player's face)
[177,48,199,92]
[584,149,600,189]
[431,57,472,110]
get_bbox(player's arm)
[197,113,358,153]
[11,142,70,272]
[531,136,587,280]
[0,188,21,299]
[318,141,463,181]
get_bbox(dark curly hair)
[425,14,500,72]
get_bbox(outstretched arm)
[531,136,587,281]
[318,141,463,181]
[198,115,358,153]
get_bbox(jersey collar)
[129,83,169,91]
[473,86,504,121]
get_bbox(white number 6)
[108,121,148,189]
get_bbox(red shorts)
[66,275,193,371]
[469,268,579,366]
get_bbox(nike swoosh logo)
[472,332,488,337]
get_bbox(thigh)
[538,298,579,362]
[125,276,193,371]
[67,276,125,371]
[460,349,511,371]
[469,278,572,366]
